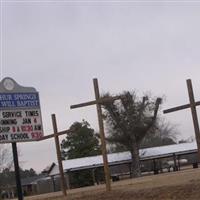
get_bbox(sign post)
[12,142,23,200]
[0,77,44,200]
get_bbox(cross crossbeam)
[70,95,122,109]
[163,79,200,161]
[163,101,200,114]
[36,129,71,141]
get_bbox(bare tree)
[103,91,162,177]
[141,119,178,148]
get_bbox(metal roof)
[21,175,46,186]
[49,142,197,176]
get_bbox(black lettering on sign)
[11,133,29,140]
[0,127,10,133]
[25,111,39,117]
[0,134,8,141]
[34,125,41,131]
[22,118,31,124]
[2,111,22,118]
[0,119,17,125]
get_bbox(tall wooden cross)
[37,114,70,197]
[163,79,200,161]
[70,78,122,192]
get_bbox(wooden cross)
[163,79,200,161]
[70,78,122,192]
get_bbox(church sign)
[0,77,43,143]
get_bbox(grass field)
[25,167,200,200]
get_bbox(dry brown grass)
[25,168,200,200]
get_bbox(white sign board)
[0,77,44,143]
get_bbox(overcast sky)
[1,0,200,172]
